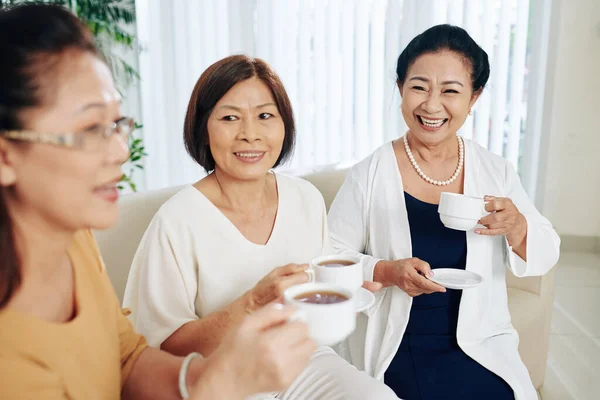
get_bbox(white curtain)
[135,0,534,191]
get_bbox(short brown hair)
[183,55,296,172]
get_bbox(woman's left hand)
[475,195,527,247]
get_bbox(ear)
[0,138,18,187]
[397,80,404,98]
[469,89,483,110]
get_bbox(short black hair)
[184,55,295,173]
[396,24,490,93]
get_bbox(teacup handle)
[306,268,315,282]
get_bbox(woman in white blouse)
[123,55,397,400]
[328,25,560,400]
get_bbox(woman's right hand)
[246,264,310,312]
[375,258,446,297]
[195,304,316,398]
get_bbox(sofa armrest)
[505,266,556,297]
[506,268,556,389]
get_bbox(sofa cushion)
[94,185,183,302]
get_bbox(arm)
[124,216,307,358]
[162,260,309,356]
[0,338,226,400]
[319,193,334,255]
[102,233,249,399]
[477,162,560,277]
[504,162,560,276]
[328,171,398,310]
[122,348,188,400]
[124,305,316,400]
[328,171,382,282]
[373,260,400,288]
[122,347,249,400]
[161,293,251,357]
[328,170,444,298]
[123,216,251,356]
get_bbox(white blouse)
[123,173,330,347]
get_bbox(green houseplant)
[0,0,147,192]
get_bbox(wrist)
[226,292,255,324]
[374,260,394,287]
[196,349,248,399]
[241,290,257,314]
[508,214,528,248]
[184,354,206,398]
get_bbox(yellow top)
[0,230,148,399]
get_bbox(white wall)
[540,0,600,237]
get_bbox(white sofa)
[94,165,555,390]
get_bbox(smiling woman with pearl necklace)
[328,24,560,400]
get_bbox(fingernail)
[427,271,434,277]
[475,229,481,234]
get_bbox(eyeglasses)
[0,117,135,151]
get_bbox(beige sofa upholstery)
[94,166,554,390]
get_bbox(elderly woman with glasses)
[0,4,317,400]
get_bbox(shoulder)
[466,139,508,167]
[464,139,513,182]
[276,173,325,208]
[154,185,204,219]
[147,185,216,233]
[347,141,395,186]
[70,229,97,253]
[70,230,105,275]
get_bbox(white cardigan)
[328,139,560,400]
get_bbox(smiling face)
[0,51,129,232]
[206,77,285,181]
[399,50,480,145]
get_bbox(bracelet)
[179,352,203,399]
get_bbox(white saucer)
[427,268,483,290]
[354,287,375,312]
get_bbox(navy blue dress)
[383,192,514,400]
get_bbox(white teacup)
[307,255,363,293]
[284,283,356,346]
[438,192,489,231]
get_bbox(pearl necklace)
[403,133,464,186]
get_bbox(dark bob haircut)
[396,24,490,93]
[183,55,295,173]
